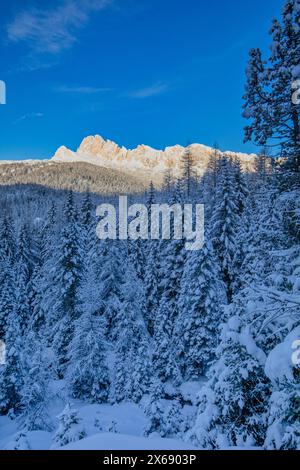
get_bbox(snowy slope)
[60,433,197,450]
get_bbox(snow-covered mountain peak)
[52,134,257,182]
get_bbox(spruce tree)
[113,265,152,403]
[0,307,24,416]
[153,185,186,384]
[0,268,14,339]
[0,216,15,272]
[97,242,125,339]
[188,316,271,449]
[264,327,300,450]
[175,242,226,380]
[52,403,86,448]
[243,0,300,169]
[210,157,240,301]
[144,239,161,335]
[51,193,81,377]
[67,312,110,403]
[181,147,197,199]
[20,332,53,431]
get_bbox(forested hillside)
[0,153,299,450]
[0,162,147,195]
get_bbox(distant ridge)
[52,135,257,183]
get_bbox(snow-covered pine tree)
[144,379,184,439]
[41,201,57,262]
[127,182,156,281]
[0,216,16,337]
[78,191,95,261]
[268,0,300,169]
[51,192,81,378]
[232,158,249,214]
[30,202,58,336]
[128,238,146,282]
[0,267,14,339]
[0,305,24,416]
[65,198,111,402]
[239,188,287,295]
[243,0,300,170]
[67,312,110,403]
[80,191,93,227]
[204,143,221,195]
[210,157,240,301]
[28,265,46,335]
[162,168,173,196]
[144,380,166,437]
[27,219,46,335]
[181,147,197,199]
[188,316,271,449]
[0,216,15,270]
[20,332,53,432]
[282,191,300,242]
[142,182,163,335]
[97,241,125,339]
[17,224,35,280]
[255,147,271,184]
[264,327,300,450]
[231,177,277,294]
[243,48,271,149]
[113,263,152,403]
[0,221,37,415]
[5,431,31,450]
[13,226,33,335]
[144,239,161,336]
[52,403,86,448]
[153,185,186,384]
[152,295,182,385]
[174,241,226,380]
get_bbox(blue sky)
[0,0,284,160]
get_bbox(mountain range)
[52,135,257,184]
[0,135,258,194]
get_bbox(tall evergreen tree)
[188,316,271,449]
[175,242,226,380]
[67,312,110,403]
[20,332,53,431]
[181,147,197,198]
[0,307,24,416]
[243,0,300,169]
[0,268,14,339]
[113,265,152,403]
[51,193,81,377]
[265,328,300,450]
[97,241,125,339]
[210,157,240,301]
[153,184,186,383]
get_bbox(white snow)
[265,326,300,383]
[239,326,267,366]
[179,380,207,405]
[0,401,194,450]
[60,432,197,450]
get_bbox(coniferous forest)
[0,0,299,452]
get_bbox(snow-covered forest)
[0,0,299,451]
[0,150,299,450]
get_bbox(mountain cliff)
[52,135,257,183]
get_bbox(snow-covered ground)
[0,399,197,450]
[61,433,196,451]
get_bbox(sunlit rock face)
[53,134,257,184]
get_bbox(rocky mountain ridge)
[52,135,257,183]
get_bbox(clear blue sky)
[0,0,284,160]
